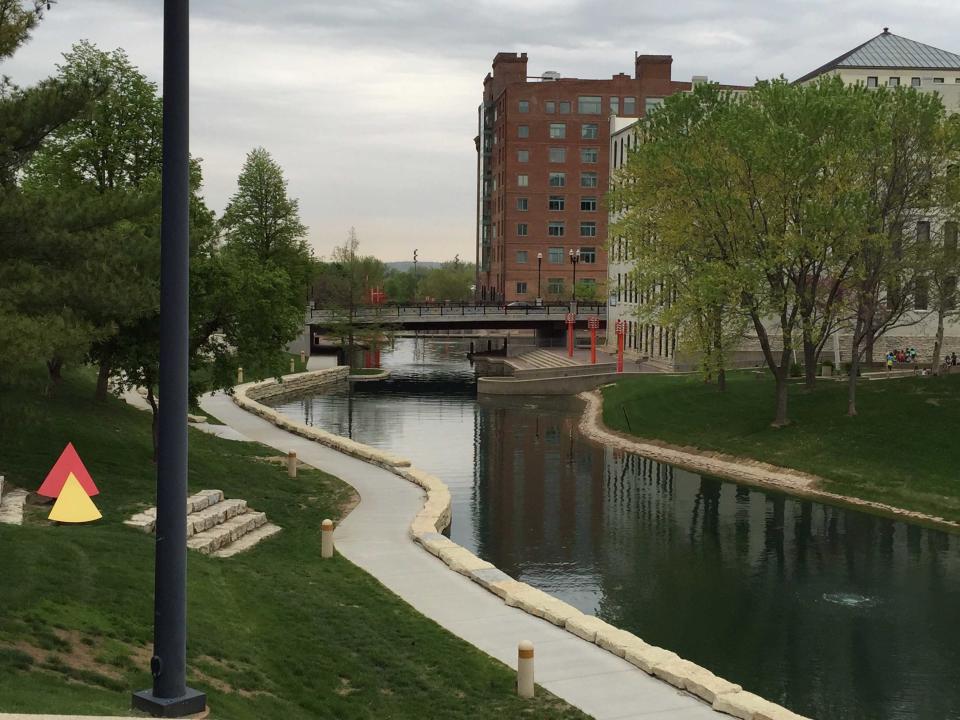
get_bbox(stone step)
[186,498,248,537]
[186,511,268,554]
[124,489,229,534]
[0,488,29,526]
[212,523,282,558]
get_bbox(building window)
[518,125,529,138]
[559,100,571,114]
[578,96,602,114]
[516,281,528,294]
[517,149,529,162]
[579,246,597,263]
[580,223,597,238]
[580,196,597,211]
[866,76,878,88]
[610,97,619,114]
[645,98,663,114]
[517,197,528,211]
[934,77,945,84]
[580,147,598,163]
[545,101,555,113]
[549,123,566,139]
[580,172,598,188]
[549,195,565,211]
[516,250,528,263]
[549,147,566,163]
[518,100,529,113]
[517,223,528,236]
[888,77,900,87]
[911,77,921,87]
[548,221,565,237]
[549,172,566,187]
[548,277,564,294]
[548,247,564,264]
[517,174,528,187]
[581,123,599,139]
[623,96,637,114]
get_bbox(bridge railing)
[308,302,607,321]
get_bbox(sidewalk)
[200,391,721,720]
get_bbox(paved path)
[200,391,722,720]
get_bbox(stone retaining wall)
[234,367,811,720]
[245,366,350,402]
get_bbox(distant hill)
[386,261,443,272]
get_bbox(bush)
[790,362,803,377]
[841,362,862,377]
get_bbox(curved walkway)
[200,391,721,720]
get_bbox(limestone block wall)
[245,366,350,402]
[233,366,810,719]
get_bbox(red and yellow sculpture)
[38,442,101,523]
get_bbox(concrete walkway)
[200,392,722,720]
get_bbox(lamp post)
[568,249,581,302]
[132,0,207,716]
[536,252,543,305]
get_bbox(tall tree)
[0,2,105,386]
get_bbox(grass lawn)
[0,370,587,719]
[602,371,960,525]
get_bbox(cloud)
[4,0,960,260]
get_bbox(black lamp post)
[536,252,543,304]
[569,248,581,301]
[132,1,207,716]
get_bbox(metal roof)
[796,29,960,83]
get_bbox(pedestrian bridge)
[308,302,607,331]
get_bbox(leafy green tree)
[383,268,417,303]
[0,2,106,386]
[418,260,475,302]
[22,41,163,396]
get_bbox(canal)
[270,337,960,720]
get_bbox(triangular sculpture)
[48,473,102,523]
[38,442,99,498]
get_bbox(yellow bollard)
[517,640,534,698]
[321,519,335,558]
[287,450,297,478]
[237,366,244,384]
[300,349,306,365]
[290,357,295,374]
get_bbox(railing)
[308,302,607,321]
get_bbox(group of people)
[883,347,960,370]
[886,347,918,368]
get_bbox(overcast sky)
[5,1,960,261]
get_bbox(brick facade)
[475,53,693,303]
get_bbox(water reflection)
[270,338,960,720]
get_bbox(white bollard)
[290,357,295,374]
[237,366,244,384]
[321,518,335,558]
[300,349,306,365]
[517,640,534,698]
[287,450,297,478]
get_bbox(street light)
[569,248,581,301]
[536,252,543,305]
[132,1,207,716]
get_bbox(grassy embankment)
[602,371,960,525]
[0,370,587,719]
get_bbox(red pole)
[617,332,624,373]
[374,347,381,368]
[590,328,597,364]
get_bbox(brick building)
[474,51,697,303]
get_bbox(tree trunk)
[717,367,726,392]
[932,304,946,376]
[864,332,874,367]
[802,332,818,389]
[772,368,789,427]
[95,360,112,402]
[847,317,864,417]
[713,311,726,392]
[47,357,63,383]
[146,386,159,463]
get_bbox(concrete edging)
[233,366,810,720]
